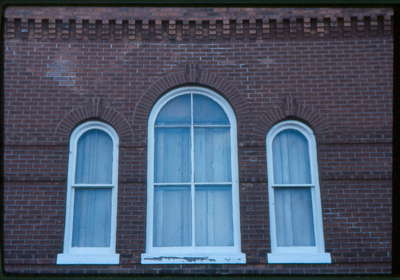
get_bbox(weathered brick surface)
[3,7,393,275]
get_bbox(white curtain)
[156,94,191,125]
[73,129,113,247]
[72,188,112,247]
[194,127,231,182]
[153,186,192,246]
[272,129,315,246]
[155,128,191,183]
[195,186,233,246]
[272,129,311,184]
[75,130,113,184]
[193,94,229,125]
[275,188,315,246]
[153,93,234,248]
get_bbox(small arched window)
[142,86,245,264]
[57,121,119,264]
[266,120,331,263]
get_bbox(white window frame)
[57,121,120,265]
[266,120,331,264]
[141,86,246,264]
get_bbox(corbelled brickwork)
[4,7,393,42]
[3,7,393,275]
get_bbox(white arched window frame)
[57,121,119,265]
[266,120,331,264]
[141,86,246,264]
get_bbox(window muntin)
[57,121,119,264]
[266,120,331,263]
[144,87,244,263]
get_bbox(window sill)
[267,252,331,264]
[141,253,246,264]
[57,253,120,265]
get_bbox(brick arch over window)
[55,98,133,144]
[255,95,329,143]
[132,64,250,145]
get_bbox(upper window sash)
[69,122,119,187]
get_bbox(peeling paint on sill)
[141,254,246,264]
[145,256,216,262]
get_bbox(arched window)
[266,120,331,263]
[142,87,245,264]
[57,121,119,264]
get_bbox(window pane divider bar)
[72,184,114,188]
[155,124,230,128]
[195,182,232,185]
[272,184,314,187]
[154,182,232,186]
[154,182,191,186]
[190,93,196,248]
[155,125,191,128]
[193,124,230,127]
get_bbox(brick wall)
[3,7,393,274]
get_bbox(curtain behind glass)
[75,129,113,184]
[155,128,191,183]
[156,94,191,125]
[193,94,229,125]
[195,186,233,246]
[153,186,192,246]
[274,187,315,246]
[194,128,231,182]
[272,129,311,184]
[153,92,234,248]
[72,188,112,247]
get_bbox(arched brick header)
[254,95,329,143]
[132,64,250,145]
[55,97,133,144]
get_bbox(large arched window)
[266,120,331,263]
[57,121,119,264]
[142,87,245,264]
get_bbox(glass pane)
[272,129,311,184]
[156,94,191,125]
[194,127,231,182]
[153,186,192,247]
[72,188,112,247]
[75,129,113,184]
[155,128,191,183]
[274,187,315,246]
[193,94,229,125]
[195,185,233,246]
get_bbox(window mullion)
[190,93,196,249]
